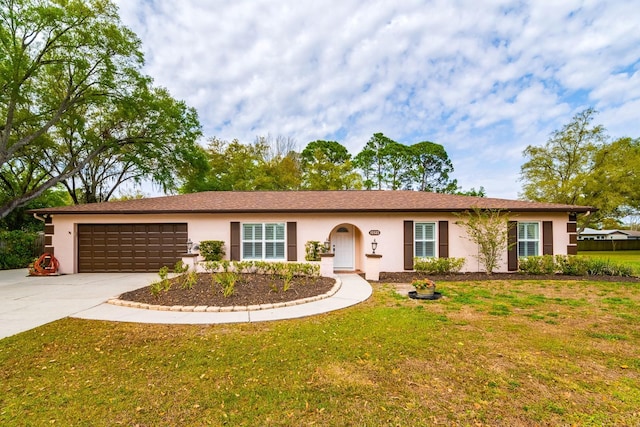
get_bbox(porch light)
[187,238,193,254]
[371,239,378,254]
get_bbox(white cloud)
[114,0,640,199]
[591,71,640,105]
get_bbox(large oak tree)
[0,0,202,218]
[520,108,639,228]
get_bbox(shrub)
[538,254,556,274]
[214,272,239,297]
[234,261,256,273]
[201,261,320,293]
[254,261,276,276]
[281,267,295,291]
[282,262,321,290]
[518,255,556,275]
[199,240,225,261]
[296,262,320,277]
[203,261,221,273]
[554,255,589,276]
[0,230,40,270]
[173,260,189,274]
[149,280,164,297]
[150,265,172,297]
[455,208,512,274]
[180,270,198,290]
[203,260,232,273]
[413,257,465,274]
[242,261,320,291]
[518,255,633,277]
[158,266,171,290]
[585,258,633,277]
[202,261,320,277]
[304,241,326,261]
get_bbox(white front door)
[333,225,354,270]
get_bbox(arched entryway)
[329,223,362,271]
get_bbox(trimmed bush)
[202,260,320,278]
[413,257,465,274]
[199,240,225,261]
[554,255,589,276]
[517,255,556,275]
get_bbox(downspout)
[33,213,47,223]
[32,213,48,263]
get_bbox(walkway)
[73,274,372,324]
[0,270,372,339]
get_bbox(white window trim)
[241,222,286,260]
[517,221,541,257]
[414,222,438,258]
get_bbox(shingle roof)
[581,228,626,236]
[30,190,594,215]
[582,228,640,237]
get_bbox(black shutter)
[438,221,449,258]
[230,222,240,261]
[507,221,518,271]
[542,221,553,255]
[404,221,414,270]
[287,222,297,261]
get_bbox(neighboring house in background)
[579,228,640,240]
[30,191,592,275]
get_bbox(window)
[415,222,436,258]
[242,223,285,260]
[518,222,539,257]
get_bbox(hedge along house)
[29,190,592,276]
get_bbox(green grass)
[579,250,640,275]
[1,278,640,426]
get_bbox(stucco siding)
[50,211,572,274]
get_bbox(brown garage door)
[77,223,188,272]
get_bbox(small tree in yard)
[456,208,513,274]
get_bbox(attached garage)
[77,223,188,272]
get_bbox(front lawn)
[1,279,639,426]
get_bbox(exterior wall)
[50,211,573,274]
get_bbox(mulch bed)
[375,271,640,283]
[119,273,336,307]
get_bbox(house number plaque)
[368,230,381,236]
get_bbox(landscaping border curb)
[108,277,343,312]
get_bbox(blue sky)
[114,0,640,199]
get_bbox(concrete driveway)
[0,269,157,340]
